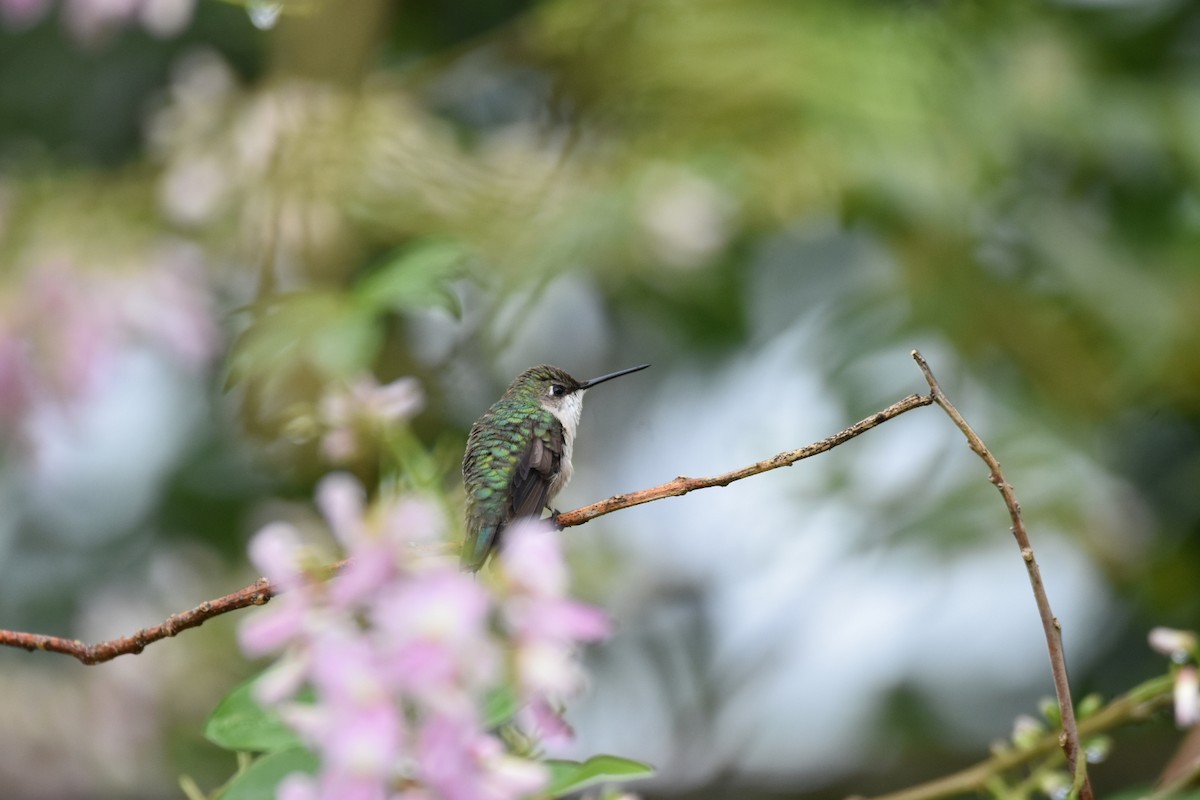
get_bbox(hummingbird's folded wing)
[510,415,563,521]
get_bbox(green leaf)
[216,748,318,800]
[205,677,304,753]
[355,239,467,316]
[225,292,381,391]
[545,754,655,796]
[483,684,521,728]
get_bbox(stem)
[853,674,1173,800]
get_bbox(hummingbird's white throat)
[542,388,585,497]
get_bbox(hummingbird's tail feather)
[461,523,500,572]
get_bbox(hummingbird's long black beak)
[578,363,651,390]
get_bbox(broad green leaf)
[217,748,318,800]
[355,239,467,316]
[545,754,655,796]
[483,684,521,728]
[205,678,303,753]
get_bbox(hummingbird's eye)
[551,384,566,397]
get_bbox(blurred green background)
[1,0,1199,797]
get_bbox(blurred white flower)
[1175,666,1200,728]
[638,166,735,269]
[1149,627,1198,663]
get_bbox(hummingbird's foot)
[548,508,565,530]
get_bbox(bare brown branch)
[910,349,1093,800]
[0,578,276,665]
[0,560,347,665]
[555,392,934,527]
[0,393,932,665]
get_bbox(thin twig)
[909,349,1093,800]
[1152,723,1200,799]
[853,674,1174,800]
[0,561,347,666]
[0,392,933,664]
[0,579,276,665]
[556,392,934,527]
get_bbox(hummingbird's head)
[508,365,584,413]
[506,363,650,415]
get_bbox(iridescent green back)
[460,390,560,570]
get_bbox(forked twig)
[909,349,1093,800]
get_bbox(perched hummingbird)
[460,363,650,571]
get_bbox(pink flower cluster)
[239,474,612,800]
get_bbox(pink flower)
[318,376,424,463]
[319,474,444,610]
[278,773,319,800]
[499,519,569,597]
[417,715,548,800]
[372,568,498,705]
[494,520,612,738]
[504,596,611,643]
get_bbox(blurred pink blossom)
[0,257,217,446]
[60,0,193,43]
[0,0,49,29]
[499,521,611,727]
[418,714,548,800]
[238,476,608,799]
[318,375,425,463]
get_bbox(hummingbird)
[460,363,650,571]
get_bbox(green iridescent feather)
[461,383,564,571]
